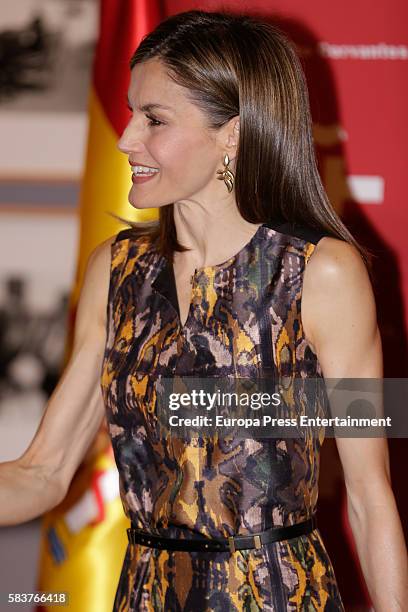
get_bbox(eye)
[146,115,163,127]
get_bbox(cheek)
[149,130,214,172]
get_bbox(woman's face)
[118,58,235,210]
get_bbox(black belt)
[127,515,317,553]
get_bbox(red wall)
[162,1,408,607]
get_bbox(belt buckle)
[228,534,262,552]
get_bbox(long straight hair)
[115,9,372,272]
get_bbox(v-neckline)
[152,223,266,332]
[169,261,196,328]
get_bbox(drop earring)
[216,153,235,193]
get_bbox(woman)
[1,9,407,611]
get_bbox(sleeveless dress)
[100,220,345,611]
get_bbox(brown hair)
[114,9,372,272]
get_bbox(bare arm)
[0,235,115,525]
[302,237,408,611]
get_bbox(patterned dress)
[100,220,345,611]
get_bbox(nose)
[117,121,145,154]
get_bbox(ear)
[218,116,240,160]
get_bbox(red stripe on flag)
[94,0,165,137]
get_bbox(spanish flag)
[36,2,163,611]
[73,0,163,301]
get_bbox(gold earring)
[216,153,235,193]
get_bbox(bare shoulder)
[303,236,373,305]
[301,236,377,359]
[305,236,369,284]
[72,235,117,349]
[87,234,117,271]
[81,235,117,314]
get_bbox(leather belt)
[127,515,317,553]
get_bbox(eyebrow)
[126,95,173,113]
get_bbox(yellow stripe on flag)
[36,445,129,612]
[74,85,158,305]
[36,2,164,610]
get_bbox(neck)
[172,198,262,269]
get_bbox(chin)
[128,194,154,209]
[129,199,170,213]
[129,200,151,209]
[129,194,173,210]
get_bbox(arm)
[0,235,116,525]
[302,237,408,612]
